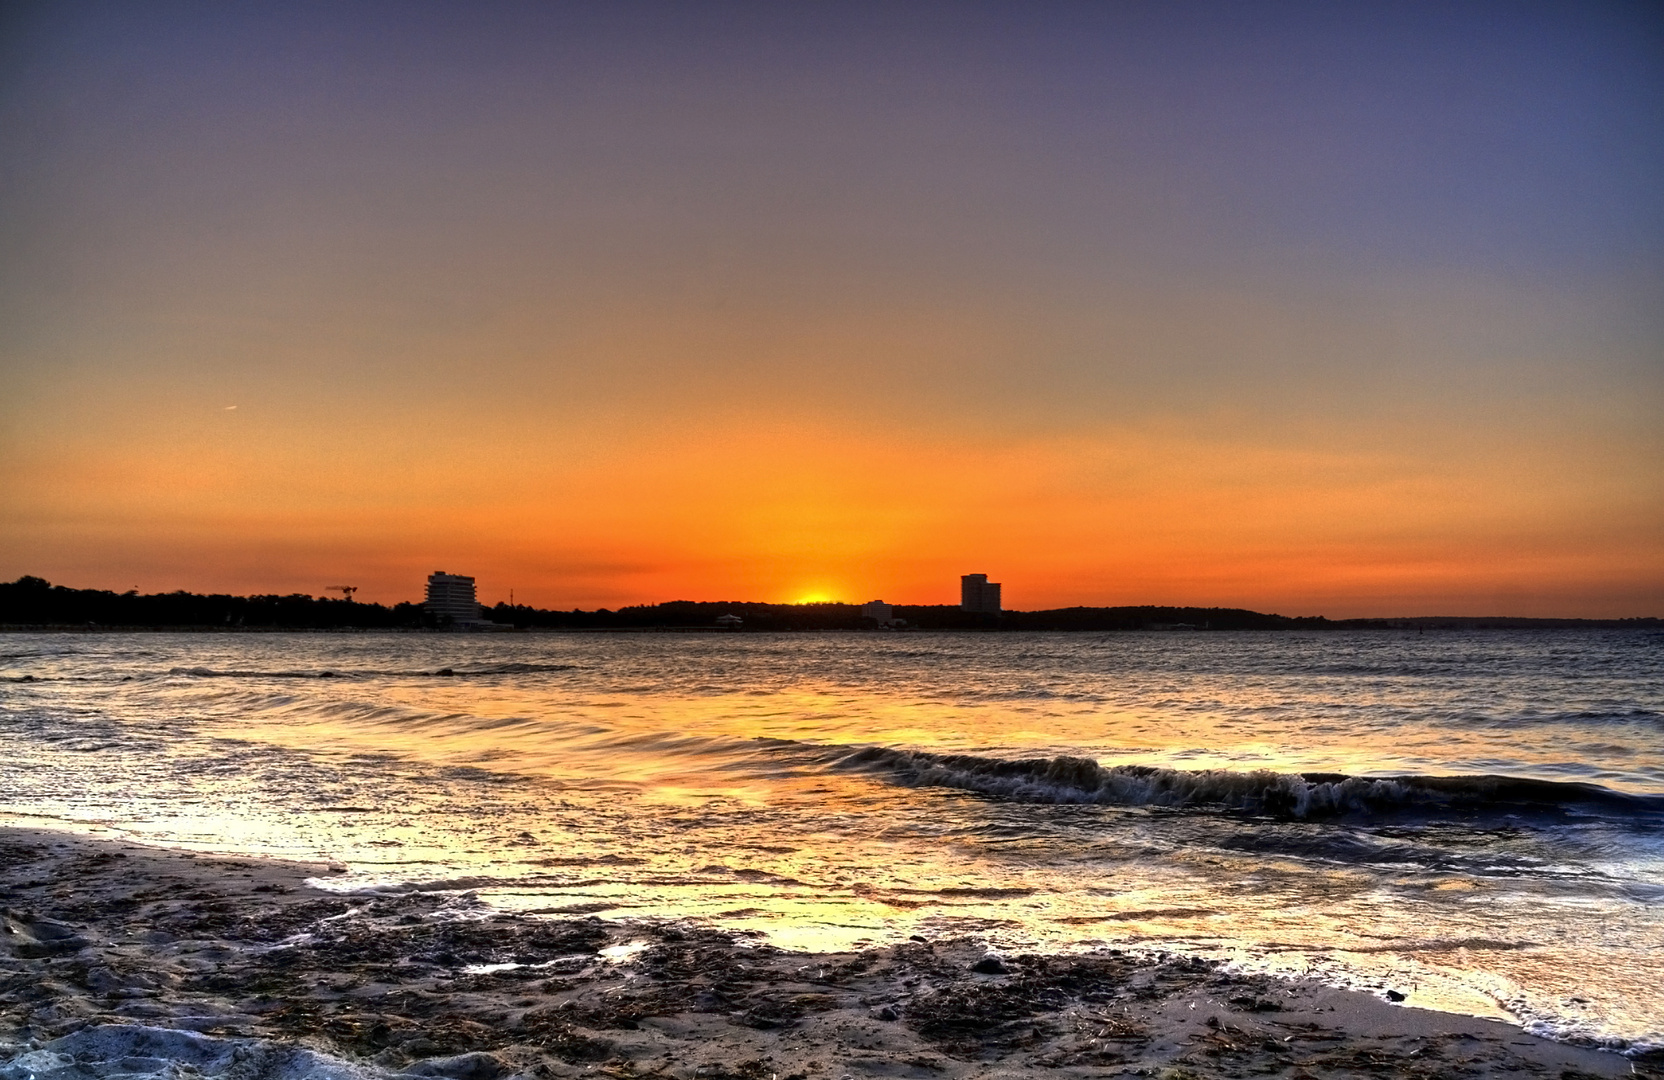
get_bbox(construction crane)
[326,586,358,602]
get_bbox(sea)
[2,629,1660,1054]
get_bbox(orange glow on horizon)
[3,410,1658,618]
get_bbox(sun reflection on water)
[1,630,1661,1048]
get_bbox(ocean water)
[2,630,1661,1053]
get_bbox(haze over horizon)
[3,1,1660,618]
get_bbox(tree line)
[1,576,1653,631]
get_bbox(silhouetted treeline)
[482,602,1335,631]
[0,576,425,629]
[485,600,863,631]
[1000,605,1324,631]
[3,576,1656,631]
[1324,615,1661,630]
[481,601,1009,631]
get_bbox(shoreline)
[2,827,1654,1079]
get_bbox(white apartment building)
[425,571,481,626]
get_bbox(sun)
[793,591,837,605]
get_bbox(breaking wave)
[165,663,578,679]
[829,746,1664,819]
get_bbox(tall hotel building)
[425,571,481,626]
[960,573,1001,614]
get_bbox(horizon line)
[3,575,1657,624]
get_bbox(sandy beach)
[1,826,1652,1080]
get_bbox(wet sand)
[1,826,1653,1079]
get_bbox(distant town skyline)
[2,3,1659,617]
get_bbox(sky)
[1,1,1660,616]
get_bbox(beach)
[4,629,1662,1072]
[3,826,1652,1080]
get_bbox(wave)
[441,662,580,676]
[165,663,578,679]
[1473,707,1663,728]
[827,746,1664,820]
[169,667,344,679]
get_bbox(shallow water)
[2,629,1660,1051]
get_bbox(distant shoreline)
[3,621,1661,634]
[3,576,1657,632]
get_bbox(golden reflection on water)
[240,677,1465,792]
[5,631,1662,1049]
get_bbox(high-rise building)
[425,571,481,626]
[961,574,1001,614]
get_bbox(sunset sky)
[2,1,1660,616]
